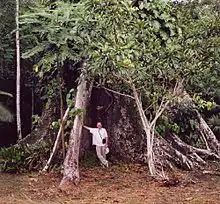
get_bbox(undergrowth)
[0,142,51,173]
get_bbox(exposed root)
[166,133,220,160]
[154,137,195,170]
[202,170,220,176]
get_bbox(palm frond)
[0,91,13,98]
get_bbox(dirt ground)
[0,164,220,204]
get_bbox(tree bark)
[18,99,56,145]
[16,0,22,140]
[59,65,93,187]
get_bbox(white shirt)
[88,128,108,146]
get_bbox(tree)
[87,0,220,176]
[21,0,220,185]
[60,63,93,187]
[16,0,22,140]
[20,0,95,184]
[85,0,181,176]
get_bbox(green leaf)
[22,44,46,59]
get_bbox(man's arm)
[83,125,91,130]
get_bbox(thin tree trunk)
[59,63,93,188]
[57,53,65,159]
[131,83,156,176]
[60,87,65,159]
[16,0,22,140]
[31,86,34,130]
[43,107,70,172]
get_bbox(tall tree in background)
[16,0,22,140]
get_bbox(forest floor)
[0,163,220,204]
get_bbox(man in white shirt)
[83,122,109,167]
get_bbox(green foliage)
[193,94,216,111]
[19,0,220,148]
[208,114,220,133]
[173,1,220,96]
[20,0,88,70]
[21,0,179,88]
[20,1,89,107]
[50,107,86,130]
[0,142,51,173]
[0,0,15,78]
[31,114,41,129]
[83,0,182,118]
[156,115,180,136]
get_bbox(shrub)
[0,142,51,173]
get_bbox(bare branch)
[150,81,179,127]
[150,100,169,127]
[94,86,135,99]
[43,107,70,172]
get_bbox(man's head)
[96,122,102,129]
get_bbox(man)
[83,122,109,167]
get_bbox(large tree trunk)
[18,99,57,145]
[59,65,93,188]
[87,81,220,178]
